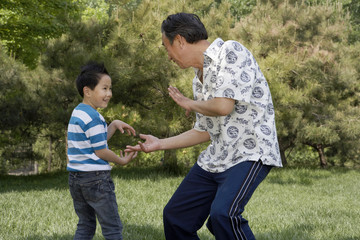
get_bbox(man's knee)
[210,207,230,224]
[163,202,173,223]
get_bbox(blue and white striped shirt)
[67,103,111,172]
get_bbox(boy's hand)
[112,120,136,136]
[119,150,138,164]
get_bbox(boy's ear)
[83,86,91,97]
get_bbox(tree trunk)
[280,148,288,166]
[163,149,180,175]
[279,140,293,166]
[48,136,52,172]
[316,144,327,168]
[1,156,6,175]
[162,106,180,174]
[34,161,39,174]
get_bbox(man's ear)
[175,34,186,49]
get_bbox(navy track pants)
[163,160,272,240]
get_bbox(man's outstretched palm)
[125,134,161,153]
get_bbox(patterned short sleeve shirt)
[194,38,282,173]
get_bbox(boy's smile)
[83,74,112,109]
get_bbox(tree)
[230,0,360,167]
[0,0,82,68]
[344,0,360,43]
[0,46,41,173]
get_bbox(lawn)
[0,166,359,240]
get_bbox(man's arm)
[159,129,210,150]
[126,129,210,153]
[168,86,235,116]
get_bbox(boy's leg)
[207,161,272,240]
[83,172,123,240]
[69,173,97,240]
[163,163,218,240]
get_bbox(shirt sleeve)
[87,117,107,150]
[213,41,256,104]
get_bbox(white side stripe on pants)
[228,161,262,240]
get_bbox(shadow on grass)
[24,234,73,240]
[23,224,165,240]
[0,166,185,193]
[2,165,358,193]
[0,171,70,193]
[123,223,165,240]
[111,165,187,180]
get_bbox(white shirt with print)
[193,38,282,173]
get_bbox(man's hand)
[168,85,235,117]
[168,86,193,117]
[125,134,161,153]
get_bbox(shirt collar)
[203,38,224,60]
[193,38,225,76]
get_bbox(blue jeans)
[68,171,123,240]
[163,161,272,240]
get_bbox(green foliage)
[228,0,257,21]
[0,46,41,172]
[344,0,360,43]
[229,0,360,166]
[0,0,82,68]
[1,0,360,172]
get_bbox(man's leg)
[207,161,272,240]
[163,163,218,240]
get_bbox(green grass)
[0,166,359,240]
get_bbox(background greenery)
[1,0,360,174]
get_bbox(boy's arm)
[107,120,136,140]
[95,148,137,166]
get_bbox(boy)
[67,62,137,240]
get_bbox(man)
[126,12,282,240]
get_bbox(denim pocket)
[107,178,115,192]
[82,177,115,203]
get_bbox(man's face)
[162,33,187,69]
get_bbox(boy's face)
[83,74,112,109]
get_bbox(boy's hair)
[161,12,208,44]
[76,62,109,97]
